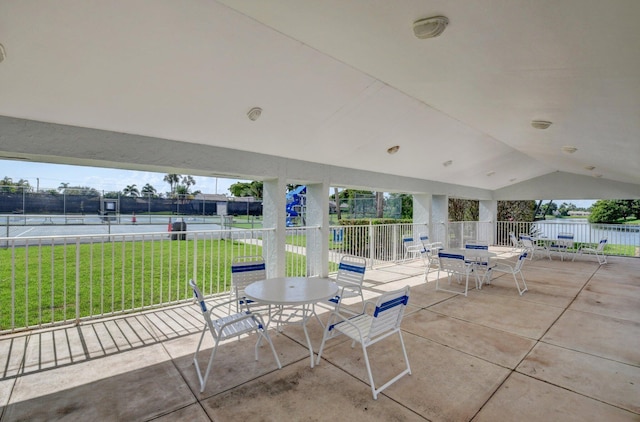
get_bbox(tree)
[449,198,479,221]
[0,177,31,193]
[588,200,622,223]
[140,183,157,197]
[498,201,535,221]
[163,173,181,196]
[375,192,384,218]
[58,182,70,192]
[122,184,139,197]
[229,181,263,199]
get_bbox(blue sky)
[1,160,246,196]
[1,159,597,207]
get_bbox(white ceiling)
[0,0,639,192]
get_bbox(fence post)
[75,237,81,324]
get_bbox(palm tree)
[58,182,70,192]
[163,173,181,196]
[140,183,157,197]
[122,184,139,197]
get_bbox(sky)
[0,159,597,207]
[0,160,248,196]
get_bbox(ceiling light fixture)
[562,146,578,154]
[387,145,400,154]
[584,165,596,171]
[531,120,552,130]
[413,16,449,39]
[247,107,262,121]
[486,171,496,176]
[0,43,5,63]
[442,160,453,167]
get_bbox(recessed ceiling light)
[413,16,449,39]
[486,171,495,176]
[387,145,400,154]
[531,120,552,129]
[0,44,5,63]
[247,107,262,121]
[584,165,596,171]
[561,146,578,154]
[442,160,453,167]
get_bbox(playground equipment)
[286,186,306,227]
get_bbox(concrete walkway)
[1,249,638,421]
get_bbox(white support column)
[479,200,497,245]
[263,178,287,277]
[413,193,432,236]
[432,195,449,247]
[305,182,329,277]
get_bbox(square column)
[263,178,287,277]
[305,182,329,277]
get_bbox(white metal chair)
[436,251,476,296]
[519,235,550,260]
[509,231,522,251]
[419,233,443,271]
[548,232,575,261]
[401,235,423,262]
[573,238,608,265]
[464,241,496,287]
[322,255,366,316]
[316,285,412,400]
[490,251,529,295]
[231,256,270,315]
[189,279,281,393]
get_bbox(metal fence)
[2,219,637,334]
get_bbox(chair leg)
[256,330,282,369]
[513,271,528,295]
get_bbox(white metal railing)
[0,228,274,334]
[2,220,636,333]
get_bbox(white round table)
[244,277,338,367]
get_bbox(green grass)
[0,238,309,331]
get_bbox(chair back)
[596,238,608,251]
[402,235,416,248]
[555,232,574,248]
[519,235,534,248]
[514,251,528,271]
[438,252,468,273]
[231,256,266,295]
[189,279,207,313]
[336,255,366,287]
[464,241,488,250]
[368,286,410,340]
[509,232,519,248]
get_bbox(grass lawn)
[0,237,308,332]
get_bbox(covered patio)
[2,250,638,421]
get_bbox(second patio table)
[244,277,338,368]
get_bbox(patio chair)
[464,241,496,288]
[419,233,443,272]
[519,235,550,260]
[320,255,366,317]
[490,251,529,295]
[316,285,411,400]
[401,235,423,262]
[548,232,575,261]
[572,238,608,265]
[509,231,523,251]
[231,256,271,316]
[189,279,281,393]
[436,251,476,296]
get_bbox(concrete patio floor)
[1,248,639,421]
